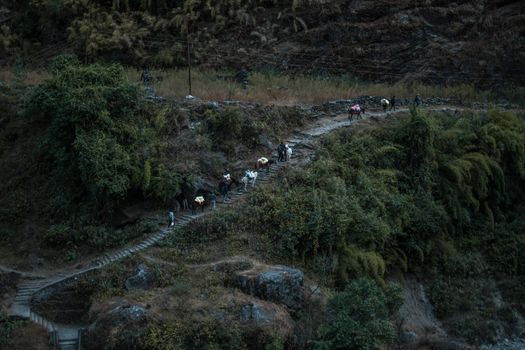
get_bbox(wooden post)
[186,18,192,96]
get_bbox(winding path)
[6,105,449,349]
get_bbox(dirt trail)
[0,265,46,279]
[141,253,259,270]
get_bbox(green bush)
[219,108,525,289]
[22,59,184,233]
[315,278,402,350]
[202,106,267,155]
[144,318,245,350]
[43,224,72,245]
[0,313,25,349]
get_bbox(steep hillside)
[0,0,523,89]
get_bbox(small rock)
[124,264,153,291]
[120,305,146,321]
[207,101,220,110]
[401,330,418,343]
[240,302,276,325]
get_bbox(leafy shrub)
[202,106,266,155]
[217,108,525,289]
[315,278,402,350]
[144,318,245,350]
[23,58,184,231]
[0,313,25,349]
[43,224,72,246]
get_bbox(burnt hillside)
[0,0,524,88]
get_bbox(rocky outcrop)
[206,1,524,88]
[85,302,151,350]
[235,265,305,310]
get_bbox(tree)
[315,278,402,350]
[26,57,151,214]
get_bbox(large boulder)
[85,301,151,350]
[235,265,305,310]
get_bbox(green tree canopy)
[26,57,152,212]
[315,278,402,350]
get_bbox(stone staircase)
[9,141,305,349]
[8,107,370,348]
[6,104,478,348]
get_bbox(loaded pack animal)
[255,157,275,174]
[381,98,390,113]
[348,104,365,121]
[174,178,215,214]
[190,189,215,214]
[241,170,258,191]
[192,195,206,214]
[219,173,241,202]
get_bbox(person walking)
[414,94,422,107]
[278,142,286,162]
[209,192,217,210]
[220,182,230,203]
[168,209,175,228]
[390,96,396,111]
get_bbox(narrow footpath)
[6,105,455,349]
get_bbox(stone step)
[19,282,45,288]
[15,298,31,303]
[15,297,31,302]
[18,284,38,289]
[59,340,78,350]
[15,294,31,299]
[16,290,32,296]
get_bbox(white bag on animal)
[258,157,268,164]
[195,196,205,204]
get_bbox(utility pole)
[186,17,192,97]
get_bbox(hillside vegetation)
[0,1,523,347]
[42,107,525,349]
[0,56,524,347]
[0,57,306,265]
[1,0,523,90]
[175,107,525,346]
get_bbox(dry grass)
[0,68,49,87]
[1,66,494,105]
[128,68,494,105]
